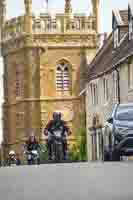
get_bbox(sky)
[0,0,129,143]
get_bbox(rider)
[44,111,71,160]
[24,133,41,163]
[8,150,21,166]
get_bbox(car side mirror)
[107,117,113,124]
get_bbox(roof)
[113,33,133,67]
[88,34,113,80]
[88,9,133,81]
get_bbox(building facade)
[85,2,133,161]
[0,0,100,159]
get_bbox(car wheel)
[111,149,121,161]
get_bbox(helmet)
[53,111,61,120]
[9,150,15,155]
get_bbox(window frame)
[56,62,70,92]
[90,82,98,106]
[129,18,133,40]
[114,28,120,48]
[128,60,133,90]
[103,77,109,104]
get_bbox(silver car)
[104,103,133,161]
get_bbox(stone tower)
[1,0,100,159]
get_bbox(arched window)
[56,62,70,91]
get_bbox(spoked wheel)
[54,142,63,162]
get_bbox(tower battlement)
[2,12,96,43]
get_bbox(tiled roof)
[88,9,133,82]
[113,33,133,66]
[88,34,113,80]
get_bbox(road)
[0,162,133,200]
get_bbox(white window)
[129,19,133,40]
[113,70,119,101]
[128,61,133,89]
[90,83,98,105]
[56,62,70,91]
[114,28,119,48]
[103,78,109,103]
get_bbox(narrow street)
[0,162,132,200]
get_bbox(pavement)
[0,162,133,200]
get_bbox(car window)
[115,106,133,121]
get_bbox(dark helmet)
[53,111,61,121]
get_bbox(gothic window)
[56,62,70,91]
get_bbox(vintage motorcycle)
[25,150,40,165]
[49,130,64,161]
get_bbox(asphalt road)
[0,162,133,200]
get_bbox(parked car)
[103,103,133,161]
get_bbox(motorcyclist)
[44,111,71,160]
[8,150,21,166]
[24,134,41,164]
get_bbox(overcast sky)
[0,0,129,143]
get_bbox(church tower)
[2,0,100,160]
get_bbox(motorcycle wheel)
[55,142,63,162]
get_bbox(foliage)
[39,143,48,163]
[69,112,87,162]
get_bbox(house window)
[128,61,133,89]
[115,78,118,101]
[113,71,119,101]
[129,19,133,40]
[103,78,109,103]
[114,28,119,48]
[56,62,70,91]
[90,83,98,105]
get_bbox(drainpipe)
[115,68,120,104]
